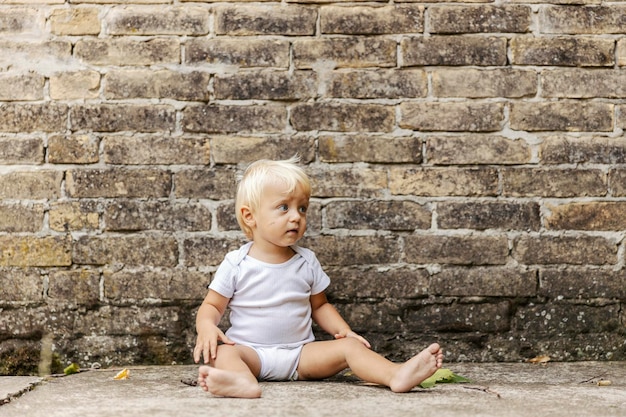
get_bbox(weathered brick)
[540,136,626,164]
[326,266,430,300]
[48,269,99,305]
[0,235,71,267]
[105,69,209,100]
[183,105,286,134]
[50,7,100,35]
[406,302,511,333]
[432,267,537,297]
[540,5,626,34]
[0,40,71,70]
[546,202,626,231]
[390,167,498,197]
[320,5,423,34]
[319,135,422,163]
[75,38,180,66]
[185,39,289,68]
[74,305,183,336]
[73,235,178,267]
[183,237,245,267]
[0,72,43,101]
[174,167,237,200]
[291,103,394,132]
[0,171,63,199]
[619,39,626,66]
[216,201,239,232]
[0,8,43,35]
[103,135,209,165]
[49,71,100,100]
[325,200,431,231]
[510,36,614,66]
[510,101,613,132]
[0,268,42,302]
[404,235,508,265]
[0,204,44,232]
[427,135,532,165]
[542,69,626,98]
[502,168,606,197]
[515,302,620,334]
[104,200,212,232]
[66,168,171,198]
[438,201,541,231]
[302,235,400,266]
[49,201,100,232]
[430,5,531,33]
[48,134,99,164]
[216,5,316,35]
[104,269,208,301]
[214,70,317,100]
[293,37,396,69]
[433,68,536,98]
[325,69,427,99]
[513,235,618,265]
[211,135,315,164]
[107,6,209,35]
[400,102,504,132]
[70,104,176,132]
[0,104,67,133]
[401,36,507,66]
[309,166,387,198]
[0,136,43,164]
[609,168,626,197]
[540,268,626,299]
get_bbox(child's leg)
[297,339,443,393]
[198,344,262,398]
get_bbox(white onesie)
[209,242,331,380]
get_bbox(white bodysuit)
[209,242,331,380]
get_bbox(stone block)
[513,235,618,265]
[510,36,614,66]
[609,168,626,196]
[211,135,315,164]
[389,167,498,197]
[432,68,536,98]
[0,268,42,302]
[0,7,43,35]
[183,105,286,133]
[401,36,507,66]
[540,268,626,299]
[320,5,423,34]
[216,201,239,232]
[183,237,245,267]
[104,69,210,101]
[325,266,430,300]
[0,203,44,232]
[325,69,427,99]
[104,200,212,232]
[0,41,71,72]
[515,302,620,334]
[0,72,44,101]
[426,135,531,165]
[301,235,400,266]
[48,134,99,164]
[511,101,613,132]
[0,136,43,164]
[66,168,171,198]
[619,39,626,66]
[429,5,531,33]
[75,38,180,66]
[74,305,184,336]
[540,5,626,34]
[174,167,237,200]
[291,103,395,132]
[49,71,100,100]
[107,6,209,35]
[542,69,626,98]
[406,302,511,333]
[49,201,100,232]
[293,37,396,69]
[0,235,71,267]
[546,202,626,231]
[103,135,210,165]
[185,38,289,67]
[214,70,317,100]
[404,235,509,265]
[216,5,316,35]
[73,235,178,267]
[0,104,67,133]
[0,171,63,199]
[540,136,626,164]
[324,200,431,231]
[48,269,100,305]
[431,267,537,297]
[400,102,504,132]
[438,201,541,231]
[104,269,209,301]
[502,168,606,197]
[50,7,100,35]
[309,166,387,198]
[319,135,422,163]
[70,104,176,133]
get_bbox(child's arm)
[193,290,235,364]
[310,291,371,348]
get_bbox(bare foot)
[198,365,262,398]
[389,343,444,393]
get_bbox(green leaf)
[419,368,470,389]
[63,363,80,375]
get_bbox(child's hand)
[193,323,235,364]
[334,329,371,349]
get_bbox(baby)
[194,157,443,398]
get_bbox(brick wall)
[1,0,626,373]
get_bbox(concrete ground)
[0,362,624,417]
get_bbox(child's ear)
[240,206,256,228]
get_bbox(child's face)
[249,179,309,250]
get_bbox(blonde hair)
[235,156,311,239]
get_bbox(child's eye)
[278,204,289,211]
[299,206,308,214]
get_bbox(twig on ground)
[463,385,502,398]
